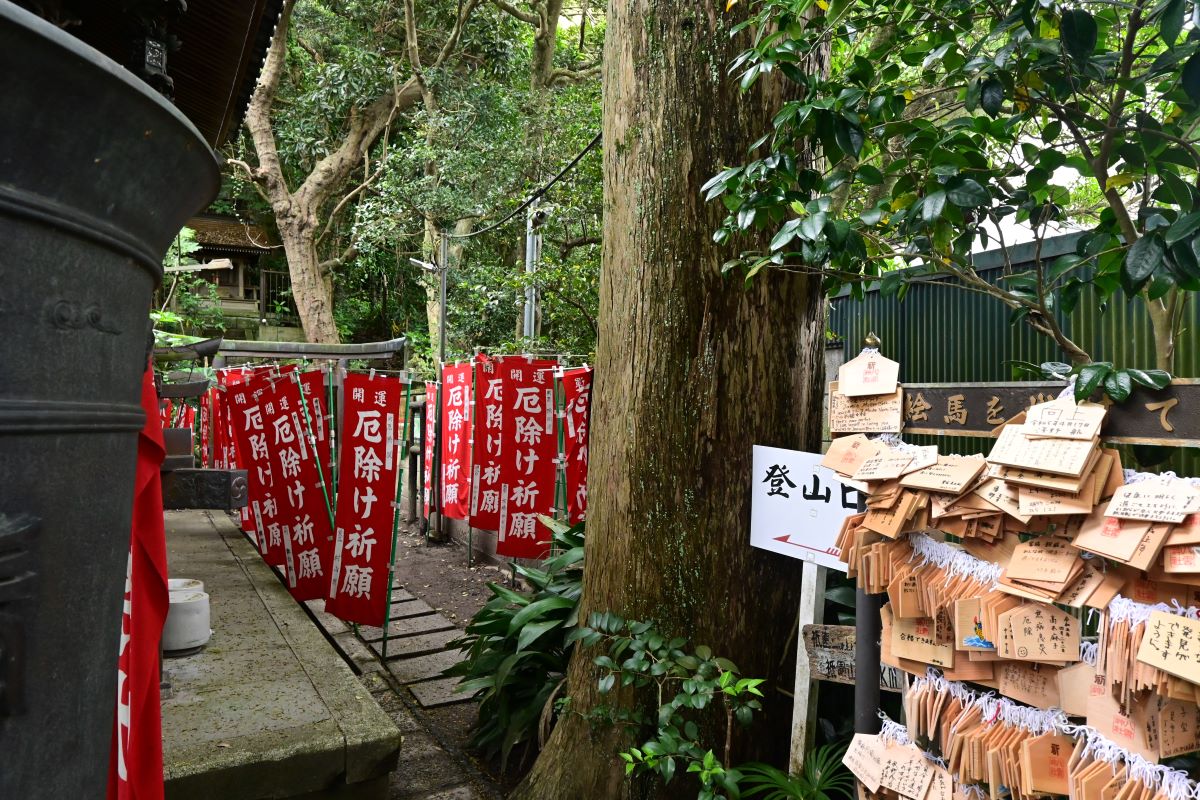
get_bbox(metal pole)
[523,199,539,340]
[429,233,449,542]
[853,579,883,734]
[381,379,414,661]
[438,232,449,366]
[404,395,419,523]
[853,331,884,735]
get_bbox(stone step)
[388,648,464,684]
[389,597,437,619]
[359,613,456,644]
[370,628,462,661]
[409,676,472,708]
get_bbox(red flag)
[199,389,211,468]
[440,364,473,520]
[470,355,506,531]
[224,375,286,565]
[423,382,438,518]
[217,369,256,533]
[299,370,335,490]
[265,374,336,601]
[210,383,225,469]
[561,367,592,523]
[327,372,405,626]
[216,369,248,472]
[497,357,557,559]
[108,362,169,800]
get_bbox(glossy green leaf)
[834,116,866,158]
[1104,370,1133,403]
[1160,0,1185,46]
[1061,9,1098,61]
[769,219,801,251]
[1075,362,1112,402]
[922,190,947,223]
[1165,212,1200,246]
[980,78,1004,117]
[1123,235,1165,288]
[1183,52,1200,105]
[947,178,989,208]
[1126,368,1172,389]
[856,164,884,185]
[799,212,827,241]
[516,619,559,652]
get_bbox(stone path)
[304,587,494,799]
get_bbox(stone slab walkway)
[161,511,401,800]
[302,576,495,800]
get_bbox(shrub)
[444,517,584,770]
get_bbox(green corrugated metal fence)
[828,232,1199,469]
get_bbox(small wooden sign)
[899,380,1200,447]
[802,624,905,692]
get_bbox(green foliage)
[572,613,767,800]
[1007,359,1170,402]
[708,0,1200,371]
[154,227,226,336]
[221,1,603,354]
[444,517,585,770]
[447,511,853,798]
[739,744,854,800]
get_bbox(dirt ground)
[388,519,528,792]
[390,519,505,624]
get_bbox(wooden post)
[258,268,266,320]
[789,559,827,775]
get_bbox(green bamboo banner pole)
[381,377,414,661]
[553,360,567,558]
[466,359,477,568]
[294,373,335,530]
[327,362,337,502]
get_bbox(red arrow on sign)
[772,535,839,556]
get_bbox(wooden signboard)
[802,624,905,693]
[899,380,1200,446]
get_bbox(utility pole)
[523,199,542,340]
[410,230,452,542]
[438,231,449,365]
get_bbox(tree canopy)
[706,0,1200,372]
[219,0,603,360]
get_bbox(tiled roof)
[187,216,274,252]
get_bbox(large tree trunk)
[530,0,565,92]
[512,2,827,798]
[240,0,467,345]
[278,213,341,343]
[424,215,443,346]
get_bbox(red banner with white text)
[440,364,473,520]
[470,355,505,531]
[107,363,169,800]
[225,376,286,565]
[497,357,557,559]
[264,375,335,601]
[327,372,405,626]
[423,382,437,518]
[220,369,257,532]
[299,369,335,490]
[200,389,211,468]
[561,366,592,524]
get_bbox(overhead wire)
[444,131,601,241]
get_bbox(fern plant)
[738,744,854,800]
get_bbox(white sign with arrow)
[750,445,862,573]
